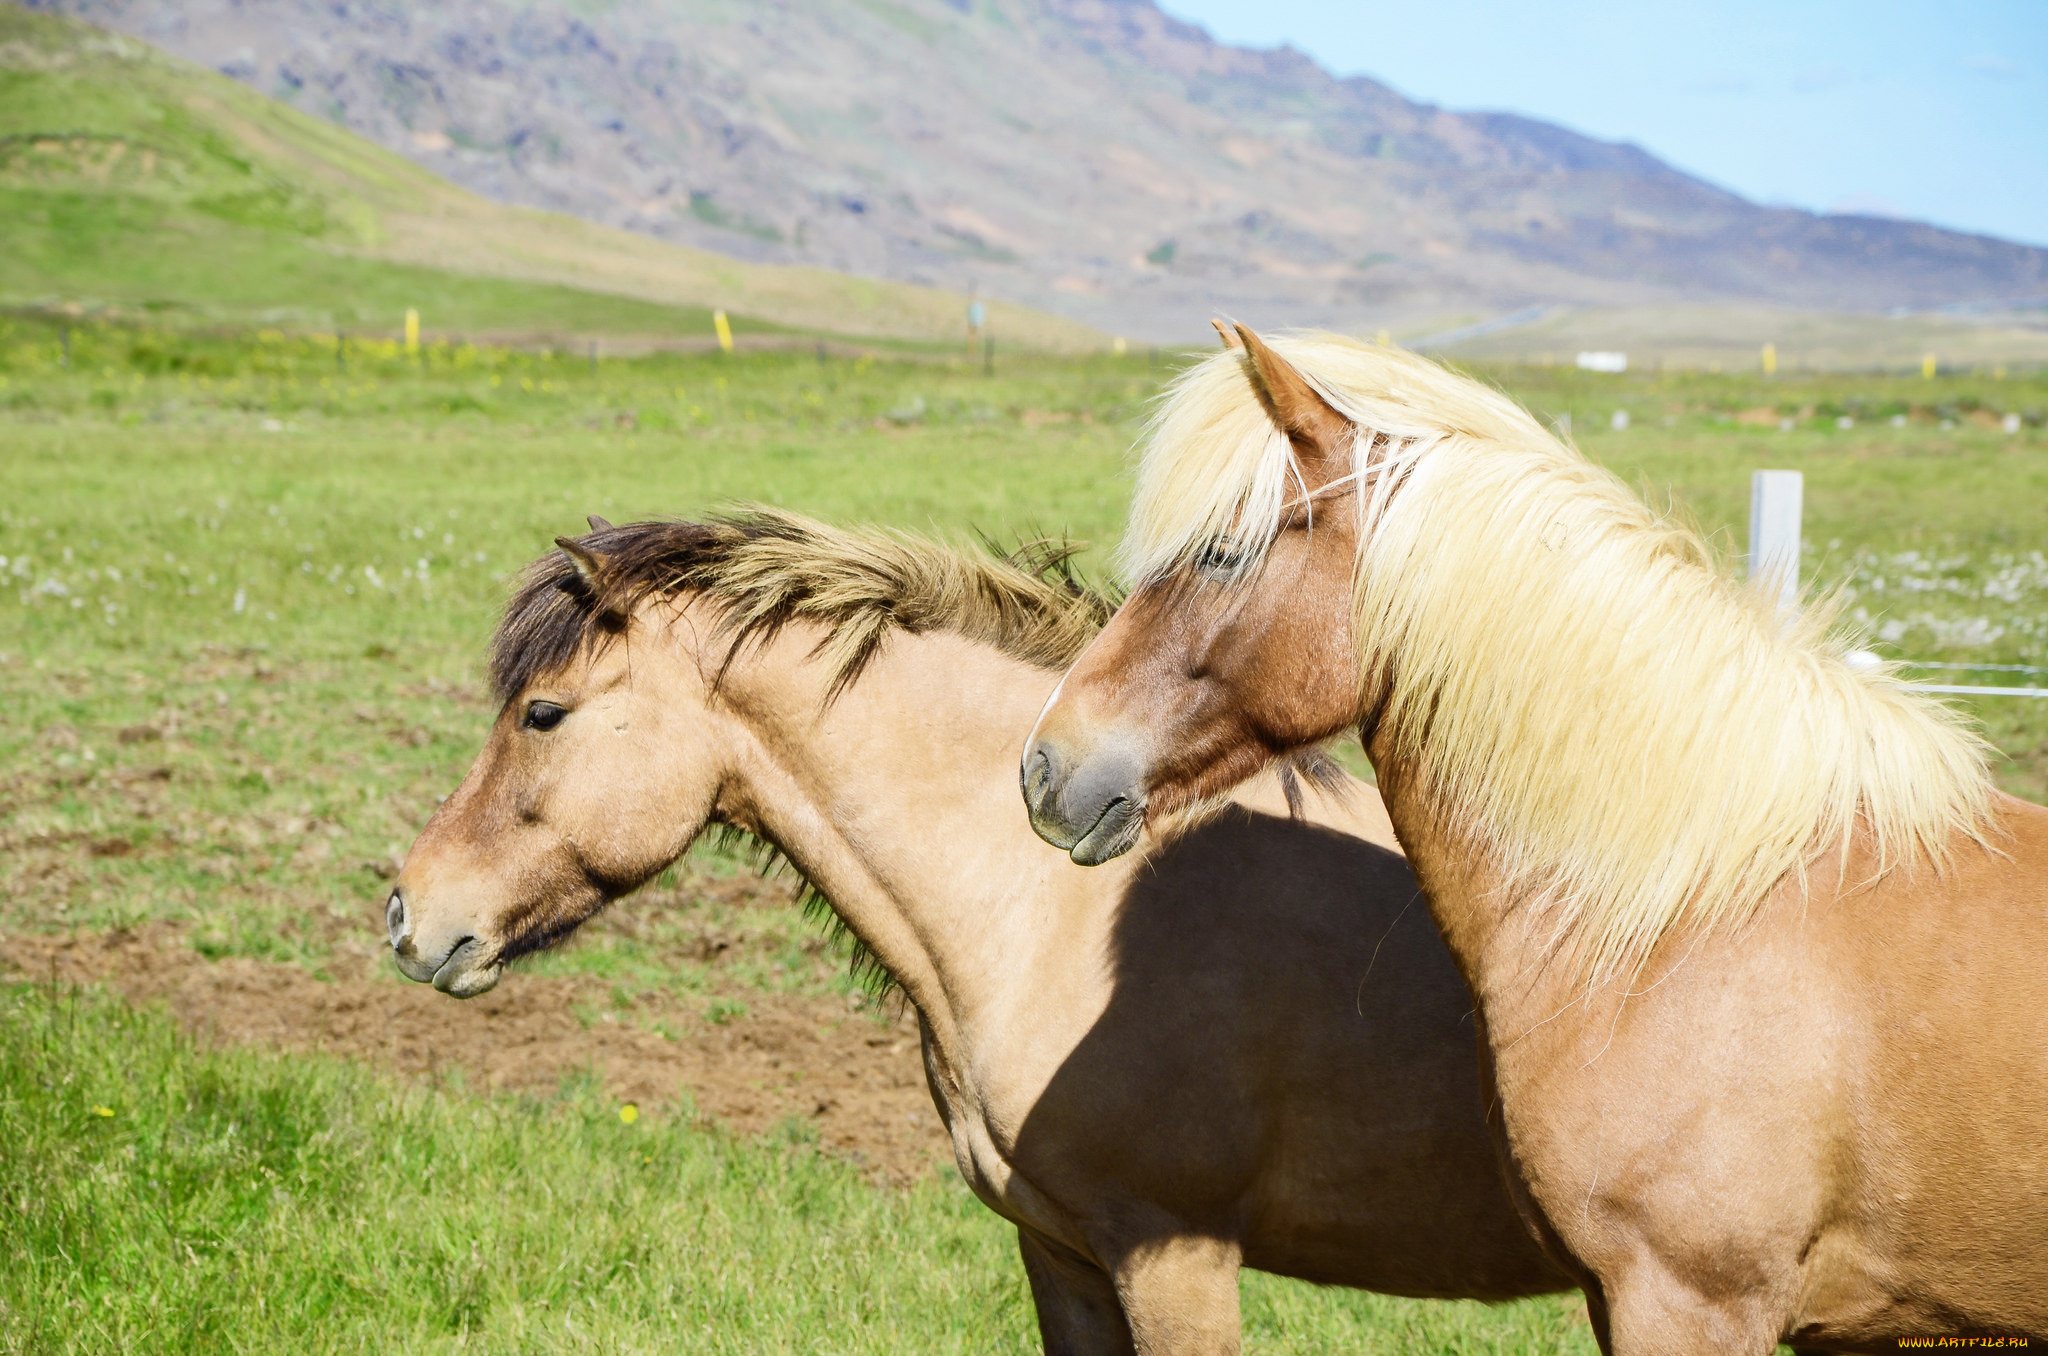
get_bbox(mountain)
[17,0,2048,343]
[0,4,1100,346]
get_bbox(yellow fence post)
[405,309,420,357]
[1761,342,1777,376]
[713,310,733,354]
[1921,353,1937,379]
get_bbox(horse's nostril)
[385,889,410,949]
[1023,746,1054,810]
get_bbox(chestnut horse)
[385,511,1571,1354]
[1022,327,2048,1353]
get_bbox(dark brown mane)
[489,507,1117,703]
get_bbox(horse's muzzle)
[1021,737,1147,866]
[387,885,504,998]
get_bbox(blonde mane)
[1126,334,1995,979]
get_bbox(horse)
[1020,325,2048,1353]
[382,509,1574,1354]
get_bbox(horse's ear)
[555,537,629,627]
[1210,318,1243,351]
[554,536,608,595]
[586,514,613,532]
[1232,324,1350,472]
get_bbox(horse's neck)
[1365,742,1583,1031]
[713,624,1107,1059]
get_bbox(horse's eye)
[1197,541,1247,581]
[524,701,568,732]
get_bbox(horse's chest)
[927,1044,1096,1255]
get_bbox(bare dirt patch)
[3,923,953,1184]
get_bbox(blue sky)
[1155,0,2048,247]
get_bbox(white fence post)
[1748,469,2048,696]
[1748,470,1803,615]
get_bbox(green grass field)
[4,311,2044,1352]
[0,981,1598,1354]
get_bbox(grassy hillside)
[0,5,1103,349]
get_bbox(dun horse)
[1022,326,2048,1352]
[385,511,1571,1353]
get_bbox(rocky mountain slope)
[0,6,1099,345]
[22,0,2048,340]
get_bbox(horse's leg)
[1109,1235,1243,1356]
[1018,1228,1134,1356]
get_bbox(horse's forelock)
[488,519,742,703]
[488,545,585,702]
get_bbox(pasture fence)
[1748,469,2048,699]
